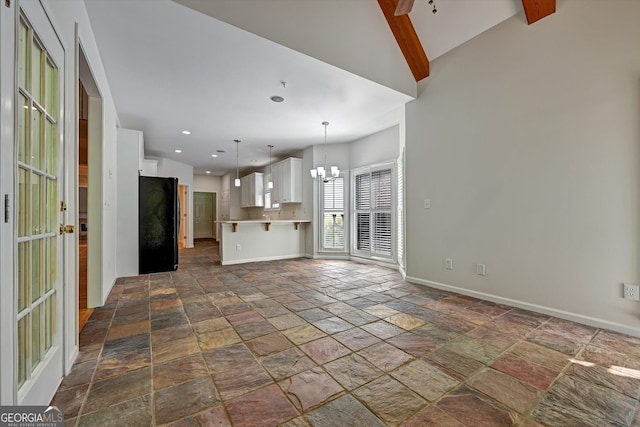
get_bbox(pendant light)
[310,121,339,182]
[267,144,274,189]
[234,139,241,187]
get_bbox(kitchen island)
[217,219,310,265]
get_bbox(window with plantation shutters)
[320,177,345,250]
[352,164,394,260]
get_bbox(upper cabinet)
[272,157,302,204]
[240,172,264,208]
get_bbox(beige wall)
[405,0,640,336]
[194,175,222,194]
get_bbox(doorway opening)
[78,81,90,330]
[77,43,103,330]
[194,192,217,241]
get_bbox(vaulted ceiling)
[376,0,555,82]
[84,0,554,176]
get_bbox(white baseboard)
[100,277,118,306]
[310,253,351,261]
[349,255,399,271]
[221,253,306,266]
[406,276,640,338]
[66,346,79,375]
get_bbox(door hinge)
[4,194,9,223]
[60,201,67,212]
[5,0,10,8]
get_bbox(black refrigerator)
[139,176,179,274]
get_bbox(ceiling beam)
[521,0,556,25]
[378,0,430,81]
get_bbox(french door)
[14,0,65,404]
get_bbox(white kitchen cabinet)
[240,172,264,207]
[272,157,302,204]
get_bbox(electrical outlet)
[476,263,486,276]
[236,244,242,252]
[623,283,639,301]
[445,258,453,270]
[423,199,431,209]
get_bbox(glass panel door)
[15,4,64,403]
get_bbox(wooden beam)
[521,0,556,25]
[378,0,429,81]
[394,0,415,16]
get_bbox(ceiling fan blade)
[394,0,415,16]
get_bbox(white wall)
[174,0,416,97]
[349,125,400,169]
[302,146,315,257]
[225,172,247,220]
[44,0,121,370]
[115,129,141,277]
[405,0,640,336]
[194,175,222,193]
[153,157,194,248]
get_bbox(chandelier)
[310,121,340,182]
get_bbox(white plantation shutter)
[324,177,344,210]
[355,173,370,210]
[352,164,394,260]
[321,177,345,250]
[356,213,370,251]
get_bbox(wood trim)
[178,185,187,249]
[78,164,88,188]
[378,0,430,81]
[521,0,556,25]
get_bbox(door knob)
[59,224,75,234]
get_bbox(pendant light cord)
[236,140,239,180]
[323,121,329,172]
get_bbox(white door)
[194,192,213,239]
[5,0,65,405]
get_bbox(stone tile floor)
[53,240,640,426]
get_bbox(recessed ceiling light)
[182,130,191,135]
[205,171,211,174]
[175,149,182,153]
[211,154,218,158]
[251,159,257,163]
[270,95,285,103]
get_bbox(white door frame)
[0,0,18,405]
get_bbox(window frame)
[318,174,347,253]
[351,161,396,262]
